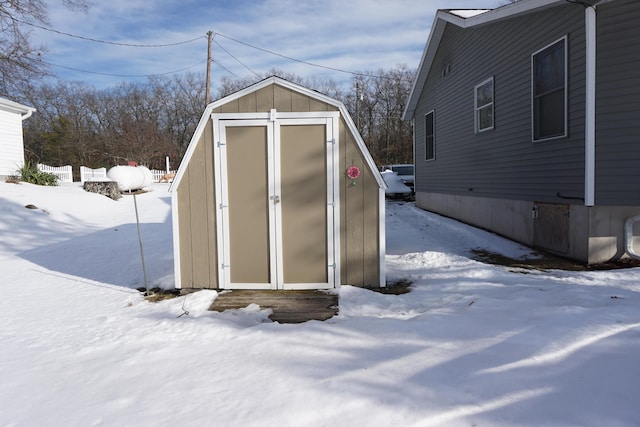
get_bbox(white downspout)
[21,108,35,121]
[624,215,640,260]
[585,6,596,207]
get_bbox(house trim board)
[585,5,596,207]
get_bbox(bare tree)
[22,80,104,178]
[22,66,413,173]
[0,0,88,97]
[151,73,206,156]
[23,74,205,172]
[344,65,415,166]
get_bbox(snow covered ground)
[1,181,639,426]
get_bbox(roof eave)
[402,15,447,121]
[442,0,567,28]
[404,0,570,121]
[0,98,36,118]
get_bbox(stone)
[83,180,121,200]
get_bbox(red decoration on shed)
[347,165,361,180]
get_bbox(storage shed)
[171,77,386,291]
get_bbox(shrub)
[19,163,59,186]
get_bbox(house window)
[425,111,435,161]
[475,77,494,133]
[532,37,567,141]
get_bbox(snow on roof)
[445,9,491,18]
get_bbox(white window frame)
[474,77,494,133]
[531,36,568,142]
[425,110,435,161]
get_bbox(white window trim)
[474,77,494,133]
[531,35,568,142]
[425,110,435,161]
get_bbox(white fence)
[36,164,177,183]
[150,169,177,182]
[80,166,108,183]
[37,164,73,183]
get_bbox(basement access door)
[213,111,340,290]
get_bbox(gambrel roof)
[173,76,386,191]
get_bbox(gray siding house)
[403,0,640,264]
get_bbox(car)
[380,164,415,199]
[380,164,414,191]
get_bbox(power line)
[214,31,364,76]
[44,59,207,78]
[11,17,206,47]
[214,40,260,78]
[12,13,413,82]
[212,59,241,79]
[213,31,413,82]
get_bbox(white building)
[0,98,35,177]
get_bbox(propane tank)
[107,165,153,192]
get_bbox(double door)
[213,112,340,290]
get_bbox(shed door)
[214,115,339,290]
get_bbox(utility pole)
[355,82,360,130]
[205,31,213,106]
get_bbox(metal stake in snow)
[132,192,150,295]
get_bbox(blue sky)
[33,0,504,90]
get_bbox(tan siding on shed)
[339,119,380,287]
[177,119,217,288]
[344,135,365,285]
[217,99,239,114]
[214,85,337,115]
[291,91,311,111]
[177,173,193,286]
[274,86,292,111]
[177,80,381,289]
[238,93,257,113]
[361,155,380,286]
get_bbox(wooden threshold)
[209,290,339,323]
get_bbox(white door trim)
[276,116,340,290]
[213,112,340,290]
[213,118,275,290]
